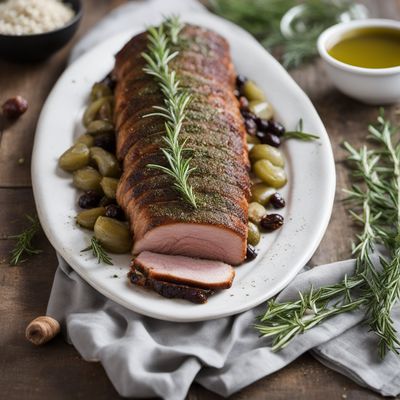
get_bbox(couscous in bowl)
[0,0,81,62]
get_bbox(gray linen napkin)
[46,0,400,398]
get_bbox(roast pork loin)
[113,24,250,266]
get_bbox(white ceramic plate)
[32,12,335,322]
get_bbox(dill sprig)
[9,215,42,265]
[209,0,358,69]
[283,118,319,141]
[256,111,400,357]
[81,237,113,266]
[142,17,197,208]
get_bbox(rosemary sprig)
[283,118,319,141]
[255,275,365,351]
[9,215,42,265]
[345,111,400,356]
[81,237,113,266]
[256,111,400,356]
[142,17,197,208]
[209,0,357,69]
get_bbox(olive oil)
[328,27,400,69]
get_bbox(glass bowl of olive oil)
[317,19,400,104]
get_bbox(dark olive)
[257,131,281,147]
[236,74,247,88]
[260,214,284,232]
[105,204,125,220]
[78,190,102,209]
[99,196,116,207]
[246,244,258,261]
[241,110,257,121]
[101,73,116,91]
[268,120,286,137]
[239,96,249,111]
[269,193,286,209]
[93,132,116,153]
[245,118,257,136]
[2,96,28,119]
[256,118,270,132]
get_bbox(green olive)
[90,147,121,178]
[248,100,274,120]
[90,82,112,101]
[87,120,114,135]
[248,202,267,224]
[98,100,114,121]
[247,221,261,246]
[75,133,94,147]
[58,143,90,172]
[76,207,106,230]
[246,134,261,144]
[253,159,287,188]
[250,183,276,206]
[242,80,266,101]
[73,167,102,191]
[82,96,113,128]
[94,216,132,253]
[100,177,119,199]
[250,144,284,167]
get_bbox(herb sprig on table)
[9,215,42,265]
[256,111,400,357]
[209,0,357,68]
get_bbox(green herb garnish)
[256,110,400,357]
[9,215,42,265]
[209,0,358,69]
[81,237,113,266]
[283,118,319,141]
[142,16,197,208]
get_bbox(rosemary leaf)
[283,118,319,141]
[142,17,197,208]
[9,215,42,265]
[81,237,113,266]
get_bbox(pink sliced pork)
[133,251,235,289]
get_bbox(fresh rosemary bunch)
[209,0,357,68]
[81,237,113,266]
[9,215,42,265]
[142,17,197,208]
[256,111,400,357]
[345,112,400,357]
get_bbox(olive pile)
[58,78,132,254]
[236,76,286,261]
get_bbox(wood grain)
[0,1,399,399]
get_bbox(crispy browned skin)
[114,24,250,263]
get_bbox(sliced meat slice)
[132,220,245,266]
[133,251,235,289]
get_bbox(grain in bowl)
[0,0,75,35]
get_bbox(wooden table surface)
[1,0,400,399]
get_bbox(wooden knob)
[25,316,60,345]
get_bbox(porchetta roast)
[113,18,250,303]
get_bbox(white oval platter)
[32,12,335,322]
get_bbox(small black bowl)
[0,0,82,62]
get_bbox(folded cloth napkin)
[46,0,400,398]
